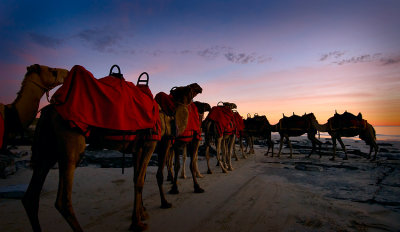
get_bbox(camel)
[274,113,322,158]
[0,64,68,152]
[166,101,211,180]
[312,111,378,161]
[22,64,200,231]
[203,102,237,173]
[154,87,204,209]
[231,110,246,161]
[243,114,274,157]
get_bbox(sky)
[0,0,399,126]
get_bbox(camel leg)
[287,136,293,158]
[180,145,187,179]
[232,141,239,161]
[130,140,157,231]
[216,137,227,173]
[249,136,255,154]
[55,160,83,232]
[156,138,172,208]
[188,139,205,193]
[337,137,347,160]
[239,136,247,159]
[307,134,322,158]
[53,131,86,232]
[330,137,337,161]
[22,159,56,232]
[191,139,204,178]
[227,135,235,171]
[205,143,212,174]
[277,135,284,157]
[170,142,183,194]
[166,149,174,182]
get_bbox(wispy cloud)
[320,51,400,66]
[77,28,121,53]
[319,51,345,61]
[125,45,270,64]
[29,33,64,49]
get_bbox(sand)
[1,135,400,232]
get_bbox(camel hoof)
[196,173,204,178]
[180,175,187,179]
[207,170,213,174]
[228,167,233,171]
[169,186,179,194]
[222,168,228,173]
[130,222,148,231]
[194,185,205,193]
[161,201,172,209]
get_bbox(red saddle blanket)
[206,106,235,137]
[155,93,201,142]
[178,102,201,142]
[155,92,175,116]
[233,112,244,137]
[51,65,160,140]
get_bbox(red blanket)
[177,102,201,142]
[52,65,160,140]
[206,106,235,136]
[155,92,175,116]
[233,112,244,137]
[155,93,200,142]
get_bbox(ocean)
[315,126,400,142]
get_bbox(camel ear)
[175,104,189,136]
[27,64,41,74]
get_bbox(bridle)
[27,68,61,102]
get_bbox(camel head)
[170,83,202,105]
[169,83,203,135]
[222,102,237,110]
[194,101,211,114]
[26,64,69,90]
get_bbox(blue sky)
[1,0,399,125]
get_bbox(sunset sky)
[1,0,399,126]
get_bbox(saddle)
[206,105,235,136]
[51,65,160,141]
[328,111,366,131]
[280,114,306,130]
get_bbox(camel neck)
[11,76,46,128]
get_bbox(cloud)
[224,52,270,64]
[321,51,400,66]
[319,51,345,61]
[380,56,400,65]
[77,28,121,52]
[29,33,64,49]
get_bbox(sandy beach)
[1,135,400,232]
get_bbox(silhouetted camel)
[1,64,68,152]
[274,113,322,158]
[243,114,274,157]
[312,111,378,160]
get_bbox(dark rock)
[0,184,28,199]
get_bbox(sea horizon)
[271,126,400,142]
